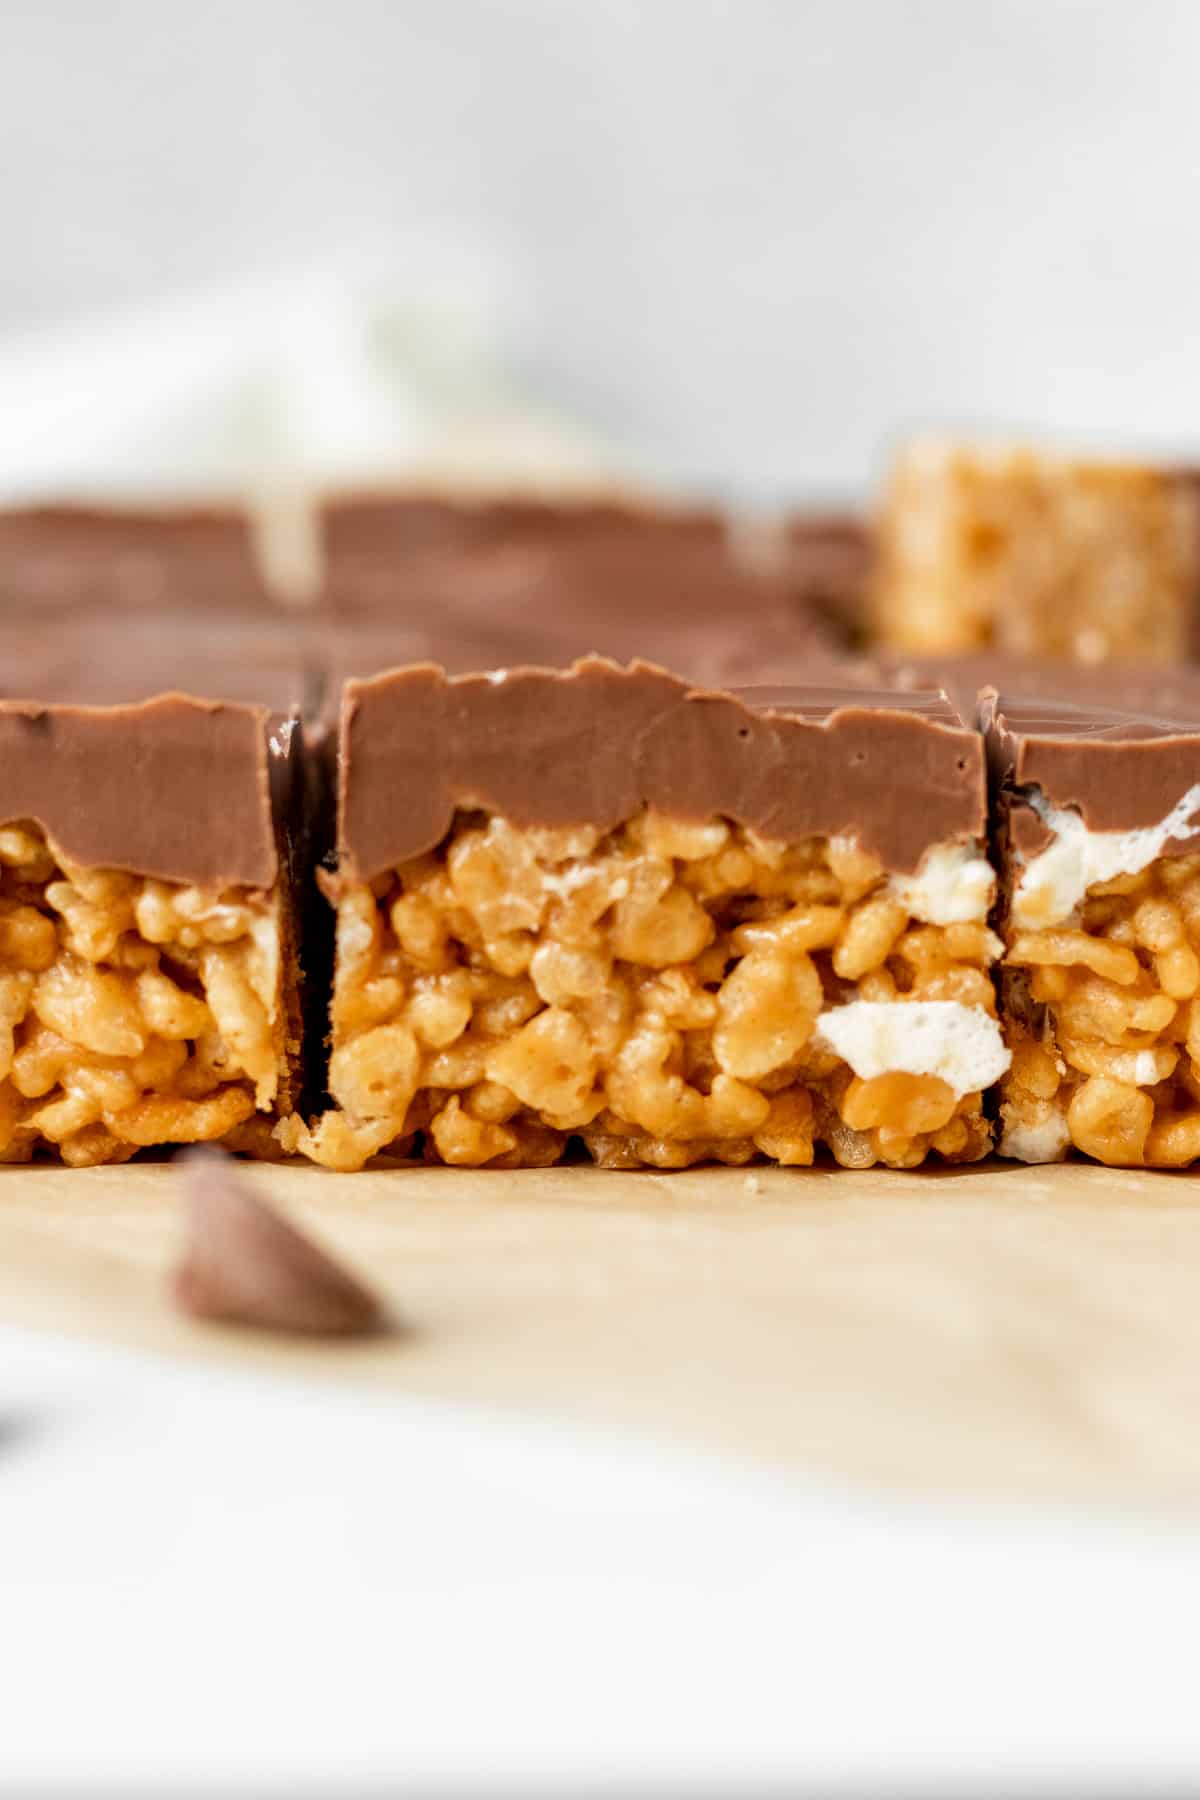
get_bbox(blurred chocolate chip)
[173,1147,385,1338]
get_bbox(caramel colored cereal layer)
[287,811,1001,1172]
[1001,852,1200,1165]
[0,822,287,1165]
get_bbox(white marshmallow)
[814,1000,1011,1097]
[1013,784,1200,928]
[999,1110,1072,1164]
[890,841,996,926]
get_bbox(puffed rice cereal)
[874,440,1195,663]
[286,808,1003,1171]
[1000,849,1200,1165]
[0,821,290,1165]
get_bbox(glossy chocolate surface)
[0,693,278,888]
[861,647,1200,728]
[0,600,309,887]
[337,658,985,884]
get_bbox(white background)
[4,0,1200,499]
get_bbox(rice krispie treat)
[285,660,1007,1171]
[0,669,304,1164]
[989,692,1200,1166]
[873,440,1199,665]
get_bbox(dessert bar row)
[0,493,866,684]
[10,440,1200,669]
[4,658,1199,1174]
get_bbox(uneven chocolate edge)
[314,613,846,715]
[0,695,278,889]
[292,713,341,1115]
[336,657,986,885]
[268,716,320,1116]
[982,688,1200,860]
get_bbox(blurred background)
[4,0,1199,504]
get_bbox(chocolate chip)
[172,1147,384,1338]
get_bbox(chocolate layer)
[0,694,277,888]
[0,503,273,615]
[0,606,316,888]
[856,648,1200,732]
[0,610,314,714]
[337,658,985,884]
[324,488,669,546]
[781,512,874,643]
[318,607,839,702]
[324,491,742,592]
[985,690,1200,862]
[319,491,848,691]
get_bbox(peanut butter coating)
[338,657,985,884]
